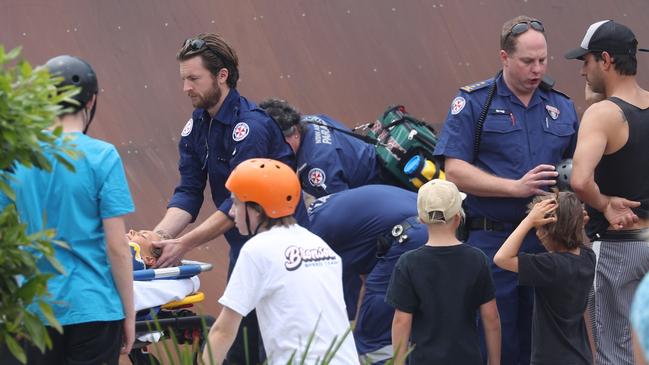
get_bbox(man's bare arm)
[571,102,640,228]
[445,158,557,198]
[154,207,193,239]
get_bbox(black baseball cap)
[565,20,647,60]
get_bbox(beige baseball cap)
[417,179,467,224]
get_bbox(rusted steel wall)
[3,0,649,320]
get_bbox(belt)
[467,217,520,232]
[596,228,649,241]
[377,216,418,257]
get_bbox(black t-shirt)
[518,247,596,365]
[386,244,495,365]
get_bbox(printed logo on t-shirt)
[181,118,193,137]
[232,122,250,141]
[284,245,338,271]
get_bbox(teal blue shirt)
[0,132,134,325]
[632,272,649,357]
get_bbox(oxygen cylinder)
[403,155,446,189]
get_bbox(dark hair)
[591,51,637,76]
[529,191,584,250]
[248,201,297,228]
[258,98,306,137]
[177,33,240,88]
[500,15,545,54]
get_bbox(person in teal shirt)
[1,55,135,365]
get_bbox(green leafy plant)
[0,45,80,363]
[137,311,410,365]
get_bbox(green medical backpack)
[359,105,444,191]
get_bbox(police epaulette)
[460,80,491,93]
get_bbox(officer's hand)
[151,238,186,268]
[604,196,640,230]
[514,164,558,198]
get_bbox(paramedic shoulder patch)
[181,118,193,137]
[308,168,326,187]
[450,97,466,115]
[232,122,250,142]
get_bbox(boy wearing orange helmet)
[202,158,359,365]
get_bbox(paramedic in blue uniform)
[356,217,427,365]
[433,16,578,365]
[259,98,382,198]
[308,184,427,363]
[151,33,307,365]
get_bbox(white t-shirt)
[220,224,359,365]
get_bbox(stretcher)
[129,260,215,365]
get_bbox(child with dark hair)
[494,192,596,364]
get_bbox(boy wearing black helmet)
[1,55,135,364]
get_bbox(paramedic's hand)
[513,164,558,198]
[152,238,186,268]
[121,314,135,354]
[604,196,640,230]
[524,198,557,228]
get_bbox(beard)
[191,79,222,111]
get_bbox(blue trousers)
[469,229,544,365]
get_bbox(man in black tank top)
[566,20,649,365]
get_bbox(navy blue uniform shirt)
[168,89,308,265]
[308,184,417,318]
[298,115,381,198]
[434,74,578,222]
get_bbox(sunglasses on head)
[182,38,221,59]
[509,20,544,38]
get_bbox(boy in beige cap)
[386,179,501,365]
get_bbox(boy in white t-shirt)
[202,158,359,365]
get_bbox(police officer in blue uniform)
[308,184,427,364]
[433,16,578,365]
[152,33,307,365]
[259,99,382,198]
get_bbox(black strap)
[471,72,556,162]
[305,120,379,145]
[472,71,501,163]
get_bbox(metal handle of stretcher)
[133,260,213,281]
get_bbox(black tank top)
[586,97,649,237]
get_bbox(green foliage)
[0,45,79,363]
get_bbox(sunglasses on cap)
[508,20,544,38]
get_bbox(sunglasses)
[508,20,544,38]
[182,38,221,59]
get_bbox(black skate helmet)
[555,158,573,192]
[45,55,98,133]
